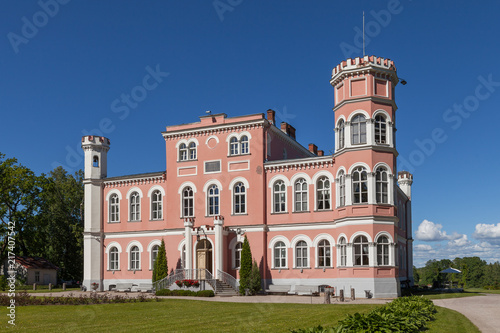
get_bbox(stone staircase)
[215,280,239,296]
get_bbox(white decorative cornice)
[162,119,266,140]
[103,172,166,188]
[264,156,334,173]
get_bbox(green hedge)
[155,289,214,297]
[292,296,436,333]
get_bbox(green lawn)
[405,290,484,299]
[7,299,478,332]
[465,288,500,294]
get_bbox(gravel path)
[433,294,500,333]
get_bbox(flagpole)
[363,11,365,56]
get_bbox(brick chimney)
[267,109,276,125]
[317,150,324,156]
[308,143,318,155]
[281,122,296,140]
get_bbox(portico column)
[184,219,193,278]
[214,216,224,279]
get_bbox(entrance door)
[196,239,212,279]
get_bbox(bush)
[292,296,436,333]
[155,289,214,297]
[0,275,8,291]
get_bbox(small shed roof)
[440,267,461,274]
[13,256,59,270]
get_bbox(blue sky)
[1,1,499,267]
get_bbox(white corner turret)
[81,136,110,179]
[397,171,413,200]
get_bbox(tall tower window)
[376,167,389,204]
[338,119,345,149]
[375,115,387,144]
[353,235,369,266]
[338,171,346,207]
[377,236,390,266]
[351,114,367,144]
[318,239,331,267]
[352,167,368,204]
[316,176,331,210]
[339,237,347,266]
[93,156,99,167]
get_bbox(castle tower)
[81,136,110,291]
[330,56,404,297]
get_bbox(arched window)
[338,119,345,149]
[338,171,346,207]
[109,194,120,222]
[376,167,389,204]
[318,240,331,267]
[182,187,194,217]
[179,143,188,161]
[130,246,140,270]
[109,247,119,270]
[273,180,286,213]
[151,190,162,220]
[93,156,99,167]
[377,236,389,266]
[316,176,331,210]
[230,137,239,155]
[295,240,308,268]
[207,184,220,216]
[240,135,249,154]
[189,142,197,160]
[233,182,246,214]
[351,114,367,144]
[353,235,369,266]
[375,115,387,144]
[294,178,308,212]
[151,244,159,268]
[339,237,347,266]
[352,167,368,204]
[234,242,242,269]
[129,192,140,221]
[274,241,287,268]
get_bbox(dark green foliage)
[239,236,252,294]
[292,296,436,333]
[0,275,7,291]
[155,289,214,297]
[152,239,168,283]
[0,291,159,306]
[248,260,262,295]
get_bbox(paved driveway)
[433,294,500,333]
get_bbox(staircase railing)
[217,269,239,294]
[153,269,185,291]
[153,269,218,292]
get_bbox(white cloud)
[473,223,500,242]
[415,244,432,251]
[414,219,463,241]
[448,234,470,247]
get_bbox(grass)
[428,306,480,333]
[7,299,478,333]
[465,288,500,294]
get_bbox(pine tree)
[249,260,262,295]
[239,236,252,295]
[152,239,168,283]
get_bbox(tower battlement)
[332,55,396,77]
[81,135,110,146]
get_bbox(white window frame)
[207,184,220,216]
[182,186,194,217]
[233,182,246,215]
[317,239,331,268]
[338,237,347,267]
[376,167,389,204]
[377,236,390,266]
[351,114,367,145]
[316,176,331,210]
[374,114,387,144]
[274,241,287,268]
[109,193,120,223]
[353,235,369,266]
[352,166,368,204]
[109,246,119,270]
[129,192,141,221]
[295,240,308,268]
[234,242,242,269]
[293,178,308,212]
[273,180,287,213]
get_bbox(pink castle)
[82,55,413,298]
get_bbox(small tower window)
[93,156,99,167]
